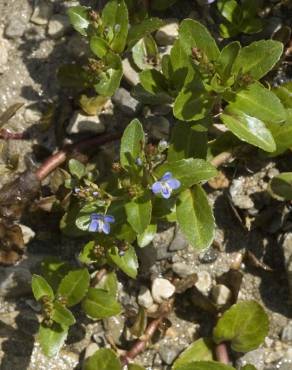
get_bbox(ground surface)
[0,1,292,369]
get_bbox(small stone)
[138,286,154,309]
[122,57,140,86]
[66,111,106,135]
[169,228,188,251]
[30,0,53,25]
[0,267,32,297]
[145,115,170,140]
[112,88,142,117]
[282,232,292,300]
[159,343,181,365]
[84,343,99,361]
[103,315,125,346]
[19,224,35,244]
[153,226,175,260]
[199,246,219,263]
[0,36,9,73]
[236,348,265,370]
[151,278,175,303]
[155,19,179,46]
[24,106,43,123]
[47,14,70,39]
[211,284,232,306]
[5,18,27,39]
[195,271,212,294]
[229,178,254,210]
[281,322,292,342]
[172,262,193,278]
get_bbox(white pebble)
[151,278,175,303]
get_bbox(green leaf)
[94,52,123,97]
[232,40,283,80]
[176,186,215,250]
[95,271,118,297]
[213,301,269,352]
[273,82,292,109]
[52,301,76,327]
[84,348,121,370]
[79,241,97,264]
[269,172,292,200]
[221,106,276,152]
[226,83,286,124]
[179,19,220,61]
[128,364,146,370]
[127,18,164,49]
[101,0,129,53]
[82,288,122,319]
[137,224,157,248]
[68,6,90,36]
[132,35,159,71]
[38,322,68,357]
[216,41,241,81]
[173,338,214,370]
[120,119,145,169]
[68,159,86,179]
[32,275,54,301]
[168,121,208,162]
[125,194,152,234]
[268,118,292,155]
[173,86,213,122]
[57,269,90,307]
[174,362,235,370]
[217,0,243,24]
[76,214,91,231]
[139,69,169,95]
[90,36,110,58]
[108,245,138,279]
[155,158,217,190]
[241,365,257,370]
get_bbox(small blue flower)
[135,157,143,166]
[151,172,181,199]
[88,213,115,234]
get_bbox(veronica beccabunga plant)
[29,0,290,366]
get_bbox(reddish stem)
[0,129,27,140]
[215,342,230,365]
[35,132,121,181]
[120,317,163,366]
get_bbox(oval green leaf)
[108,245,138,279]
[82,288,122,319]
[84,348,121,370]
[176,186,215,250]
[57,268,90,307]
[221,106,276,152]
[120,119,145,169]
[174,361,235,370]
[173,338,214,370]
[32,274,54,301]
[125,194,152,234]
[68,6,90,36]
[213,301,269,352]
[52,301,76,327]
[38,322,68,357]
[179,19,220,61]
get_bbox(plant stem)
[215,342,230,365]
[35,132,121,181]
[120,317,163,366]
[211,151,233,168]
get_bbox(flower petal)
[166,178,181,190]
[104,215,115,223]
[152,181,162,194]
[90,213,103,220]
[102,222,110,234]
[161,172,172,181]
[88,219,98,232]
[161,186,172,199]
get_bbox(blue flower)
[88,213,115,234]
[151,172,181,199]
